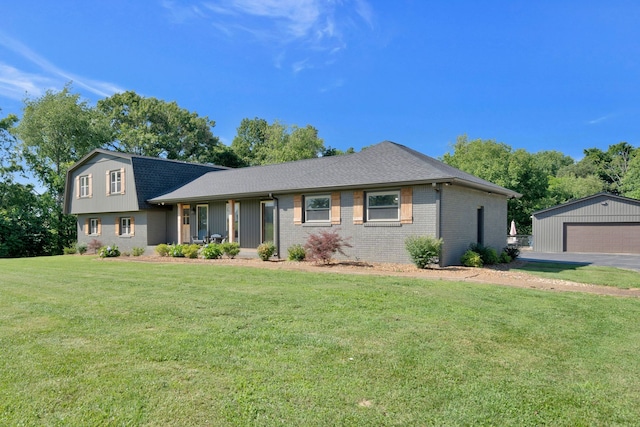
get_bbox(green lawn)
[1,256,640,426]
[513,262,640,289]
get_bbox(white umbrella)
[508,220,517,244]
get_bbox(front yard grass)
[512,261,640,289]
[1,256,640,426]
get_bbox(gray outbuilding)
[532,192,640,254]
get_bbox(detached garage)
[532,193,640,254]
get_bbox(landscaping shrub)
[461,250,483,267]
[503,245,520,260]
[469,243,499,265]
[182,244,200,259]
[98,245,120,258]
[287,244,306,261]
[257,241,276,261]
[405,235,443,269]
[304,229,352,264]
[155,244,169,257]
[499,251,512,263]
[201,243,223,259]
[168,244,185,257]
[121,251,131,257]
[221,242,240,259]
[88,239,102,254]
[76,243,88,255]
[63,246,77,255]
[132,247,145,257]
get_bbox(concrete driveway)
[519,250,640,272]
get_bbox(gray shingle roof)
[150,141,520,203]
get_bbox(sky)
[2,0,639,165]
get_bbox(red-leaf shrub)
[304,229,352,264]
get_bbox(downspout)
[434,183,443,267]
[269,193,280,259]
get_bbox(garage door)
[564,223,640,253]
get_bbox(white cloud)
[166,0,374,73]
[588,114,614,125]
[0,32,124,101]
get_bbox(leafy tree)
[441,135,549,234]
[532,150,574,178]
[97,91,241,166]
[620,155,640,199]
[547,175,606,204]
[231,117,325,166]
[583,142,637,194]
[14,85,109,203]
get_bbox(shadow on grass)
[516,260,592,274]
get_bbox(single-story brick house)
[64,141,520,266]
[532,192,640,253]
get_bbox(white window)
[367,191,400,221]
[305,195,331,222]
[110,170,122,194]
[120,217,131,235]
[90,218,100,235]
[80,175,90,197]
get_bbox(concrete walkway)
[520,249,640,272]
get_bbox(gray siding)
[210,202,227,237]
[146,210,167,245]
[77,211,149,252]
[69,154,139,214]
[533,195,640,252]
[240,200,261,248]
[439,186,508,266]
[279,185,438,264]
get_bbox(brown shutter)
[331,192,341,224]
[115,217,120,235]
[88,174,93,198]
[130,217,135,236]
[84,218,89,235]
[401,187,413,224]
[75,176,80,199]
[293,195,302,225]
[106,170,110,195]
[120,168,125,194]
[353,191,364,224]
[97,219,102,235]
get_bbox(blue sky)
[2,0,639,162]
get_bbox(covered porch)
[174,198,278,252]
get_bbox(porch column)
[177,203,183,243]
[228,199,235,243]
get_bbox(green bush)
[182,244,200,259]
[287,244,306,261]
[405,235,443,269]
[132,247,145,257]
[201,243,223,259]
[168,244,185,257]
[499,251,512,263]
[63,246,77,255]
[98,245,120,258]
[155,244,169,257]
[461,250,483,267]
[76,242,88,255]
[257,241,276,261]
[469,243,499,265]
[221,242,240,259]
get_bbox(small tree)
[304,229,352,264]
[405,235,443,269]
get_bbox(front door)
[181,205,190,243]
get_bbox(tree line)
[1,84,637,256]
